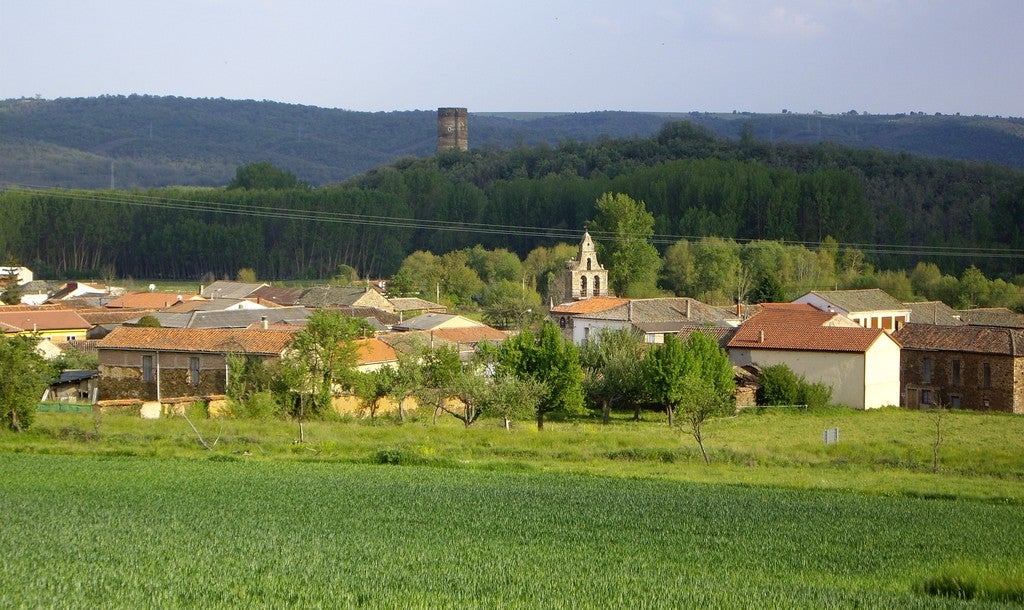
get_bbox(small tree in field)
[926,402,949,473]
[0,336,54,432]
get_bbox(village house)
[956,307,1024,329]
[0,308,92,343]
[727,303,901,409]
[892,323,1024,413]
[794,288,911,332]
[564,297,739,345]
[96,326,294,402]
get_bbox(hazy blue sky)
[1,0,1021,116]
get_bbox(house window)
[580,276,588,297]
[923,358,933,383]
[983,362,992,388]
[950,395,961,409]
[951,360,961,386]
[66,335,76,342]
[142,355,154,382]
[189,357,200,386]
[921,389,932,405]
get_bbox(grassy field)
[2,408,1022,607]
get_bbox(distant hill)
[1,95,1022,189]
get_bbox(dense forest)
[1,121,1022,301]
[1,96,1022,190]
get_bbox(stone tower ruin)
[437,107,468,152]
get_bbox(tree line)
[1,121,1023,287]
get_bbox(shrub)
[797,380,833,409]
[757,364,799,405]
[232,391,282,420]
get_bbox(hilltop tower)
[437,107,468,152]
[564,229,611,301]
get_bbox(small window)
[142,355,154,382]
[586,258,592,271]
[923,358,933,383]
[921,389,932,405]
[189,357,200,386]
[66,335,77,342]
[983,362,992,388]
[951,360,961,386]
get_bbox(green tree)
[414,345,464,425]
[591,192,661,296]
[581,328,647,424]
[959,266,990,309]
[480,280,543,330]
[0,336,54,431]
[228,161,305,190]
[136,315,161,328]
[496,322,584,430]
[283,310,372,438]
[480,372,547,430]
[748,271,785,304]
[353,367,399,420]
[236,267,257,283]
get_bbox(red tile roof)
[354,338,398,365]
[727,305,889,353]
[0,309,91,332]
[550,297,630,315]
[96,326,295,355]
[431,326,507,345]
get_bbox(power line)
[3,182,1023,261]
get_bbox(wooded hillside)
[1,96,1022,190]
[1,120,1022,286]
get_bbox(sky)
[1,0,1021,117]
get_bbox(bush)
[797,380,833,409]
[232,391,282,420]
[757,364,799,405]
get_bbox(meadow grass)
[1,453,1022,608]
[5,406,1022,502]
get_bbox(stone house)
[96,326,294,401]
[563,297,739,345]
[892,323,1024,413]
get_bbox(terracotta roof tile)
[727,306,888,353]
[550,297,629,315]
[96,326,295,355]
[354,338,398,365]
[0,309,91,332]
[431,326,507,345]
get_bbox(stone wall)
[901,349,1021,413]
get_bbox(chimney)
[758,329,765,343]
[686,299,691,318]
[261,315,268,330]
